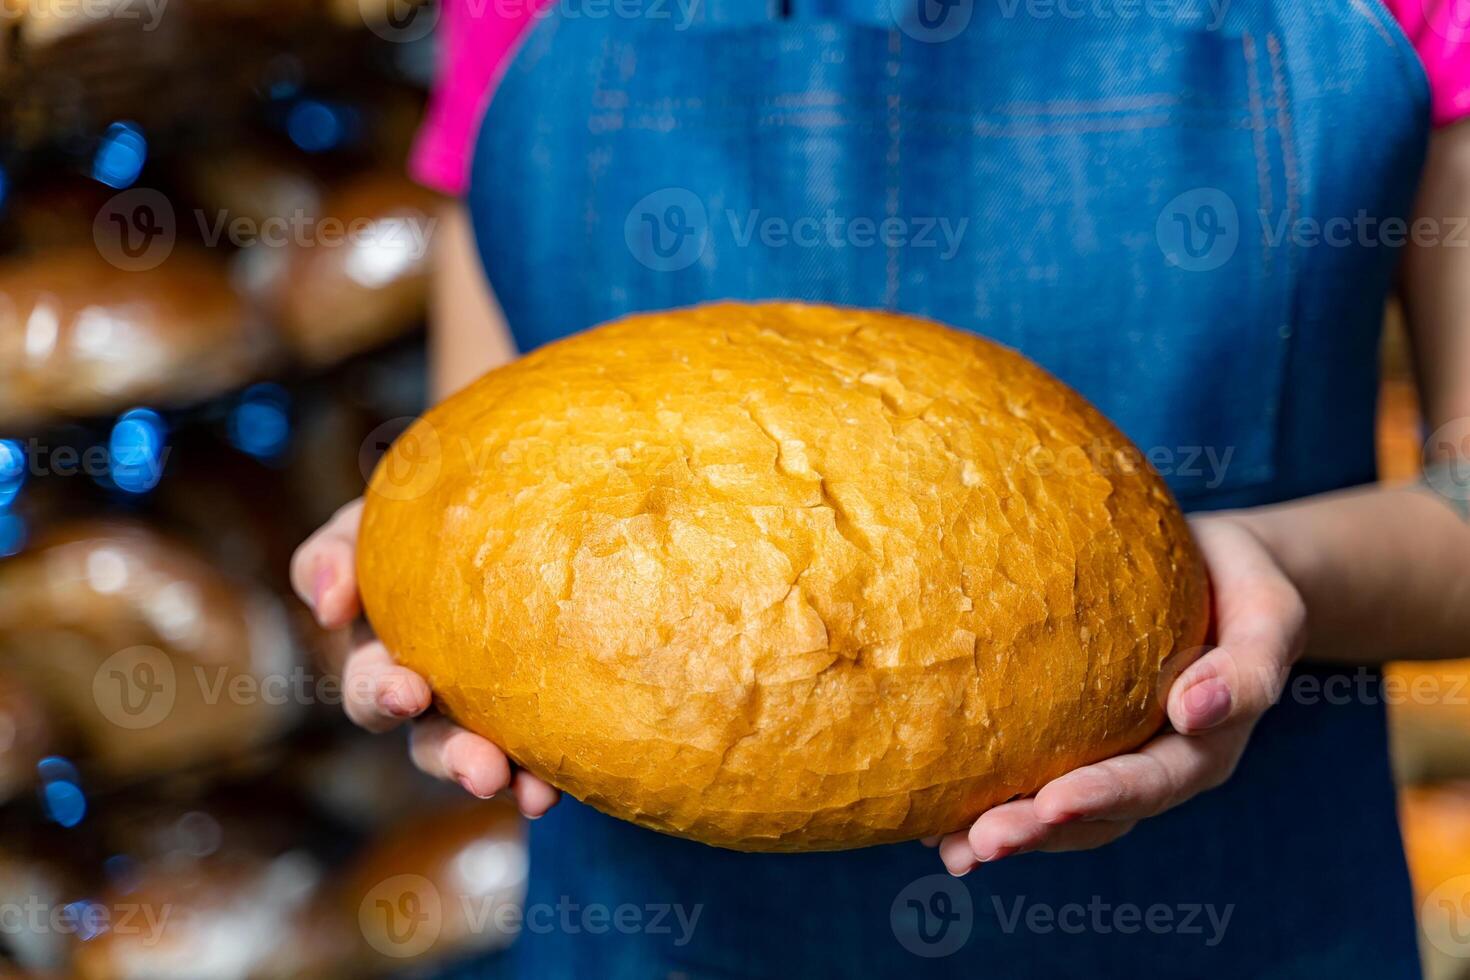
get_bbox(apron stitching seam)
[587,35,624,323]
[1266,32,1301,300]
[1241,32,1274,279]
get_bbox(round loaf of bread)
[359,303,1209,851]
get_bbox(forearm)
[429,202,518,402]
[1402,120,1470,427]
[1242,122,1470,664]
[1229,474,1470,664]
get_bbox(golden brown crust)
[0,247,269,429]
[360,303,1210,851]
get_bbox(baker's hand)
[933,513,1305,875]
[291,499,561,818]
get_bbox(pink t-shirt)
[410,0,1470,196]
[1386,0,1470,124]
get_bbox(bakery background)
[0,2,528,977]
[0,1,1464,977]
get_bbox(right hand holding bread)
[290,499,561,817]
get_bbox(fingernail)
[380,687,414,717]
[311,564,333,617]
[946,862,973,878]
[1182,678,1232,730]
[457,774,494,800]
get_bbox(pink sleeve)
[1382,0,1470,126]
[409,0,548,195]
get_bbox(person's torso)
[453,2,1430,975]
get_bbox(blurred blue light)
[286,99,355,153]
[0,514,25,557]
[38,757,86,828]
[44,782,86,827]
[108,408,168,495]
[66,901,108,941]
[91,121,148,189]
[0,166,9,211]
[0,439,25,509]
[228,384,291,461]
[37,757,79,781]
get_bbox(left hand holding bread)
[290,498,562,818]
[936,514,1306,874]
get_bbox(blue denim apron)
[459,0,1430,975]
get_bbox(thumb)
[1169,524,1306,735]
[1167,638,1292,735]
